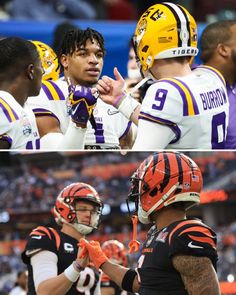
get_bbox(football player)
[79,152,221,295]
[0,37,42,149]
[101,240,128,295]
[200,20,236,149]
[25,40,96,149]
[94,2,229,149]
[22,182,103,295]
[27,28,133,150]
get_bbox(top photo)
[0,0,235,150]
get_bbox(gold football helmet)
[134,2,198,71]
[32,40,59,81]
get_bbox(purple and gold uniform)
[0,90,40,149]
[136,66,229,149]
[225,83,236,148]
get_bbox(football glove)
[69,85,97,127]
[79,238,108,269]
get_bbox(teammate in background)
[27,28,133,150]
[22,182,103,295]
[101,240,128,295]
[9,270,28,295]
[32,40,60,81]
[200,20,236,149]
[26,38,97,149]
[80,152,221,295]
[94,2,229,149]
[0,37,42,149]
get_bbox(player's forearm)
[37,272,74,295]
[101,261,139,293]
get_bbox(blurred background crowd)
[0,151,235,294]
[0,0,235,22]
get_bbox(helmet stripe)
[177,5,191,47]
[163,3,191,48]
[159,152,170,193]
[175,153,183,194]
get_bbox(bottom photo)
[0,151,235,295]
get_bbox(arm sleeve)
[40,121,86,150]
[31,250,58,291]
[132,119,176,149]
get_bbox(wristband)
[117,94,141,120]
[73,261,85,272]
[121,269,137,292]
[113,92,126,108]
[64,263,80,282]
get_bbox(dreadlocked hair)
[59,27,105,58]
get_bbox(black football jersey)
[137,218,218,295]
[22,226,100,295]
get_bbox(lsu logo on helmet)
[32,40,59,81]
[134,2,198,71]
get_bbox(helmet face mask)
[32,41,59,81]
[127,152,203,224]
[134,2,198,72]
[53,183,103,235]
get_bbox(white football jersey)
[137,65,229,149]
[27,79,131,149]
[0,91,40,149]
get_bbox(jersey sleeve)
[140,80,183,126]
[22,226,60,263]
[168,221,218,267]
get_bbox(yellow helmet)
[32,41,59,81]
[134,2,198,71]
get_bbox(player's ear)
[60,54,68,70]
[27,64,35,80]
[217,43,230,58]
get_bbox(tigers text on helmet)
[133,2,198,72]
[53,182,103,235]
[32,41,59,81]
[127,152,202,224]
[102,240,128,267]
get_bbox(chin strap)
[128,215,140,253]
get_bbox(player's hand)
[92,67,125,107]
[79,238,108,269]
[76,243,89,268]
[69,85,97,128]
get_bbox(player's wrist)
[73,260,85,272]
[117,94,141,120]
[64,263,81,282]
[113,92,127,108]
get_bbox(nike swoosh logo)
[107,109,119,115]
[31,236,42,239]
[188,241,203,249]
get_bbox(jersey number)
[211,112,226,149]
[26,138,40,149]
[152,89,168,111]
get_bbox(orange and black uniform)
[22,226,100,295]
[137,218,217,295]
[101,273,123,295]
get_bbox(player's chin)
[84,76,99,86]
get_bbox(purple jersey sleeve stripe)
[0,97,19,122]
[47,80,66,100]
[174,78,199,115]
[42,83,54,100]
[139,111,181,143]
[197,65,226,86]
[119,121,132,139]
[33,108,60,123]
[160,79,199,116]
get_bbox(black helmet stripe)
[175,153,184,194]
[152,152,159,175]
[177,5,191,47]
[160,152,171,193]
[163,2,191,48]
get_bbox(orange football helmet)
[128,152,202,224]
[102,240,128,266]
[53,182,103,234]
